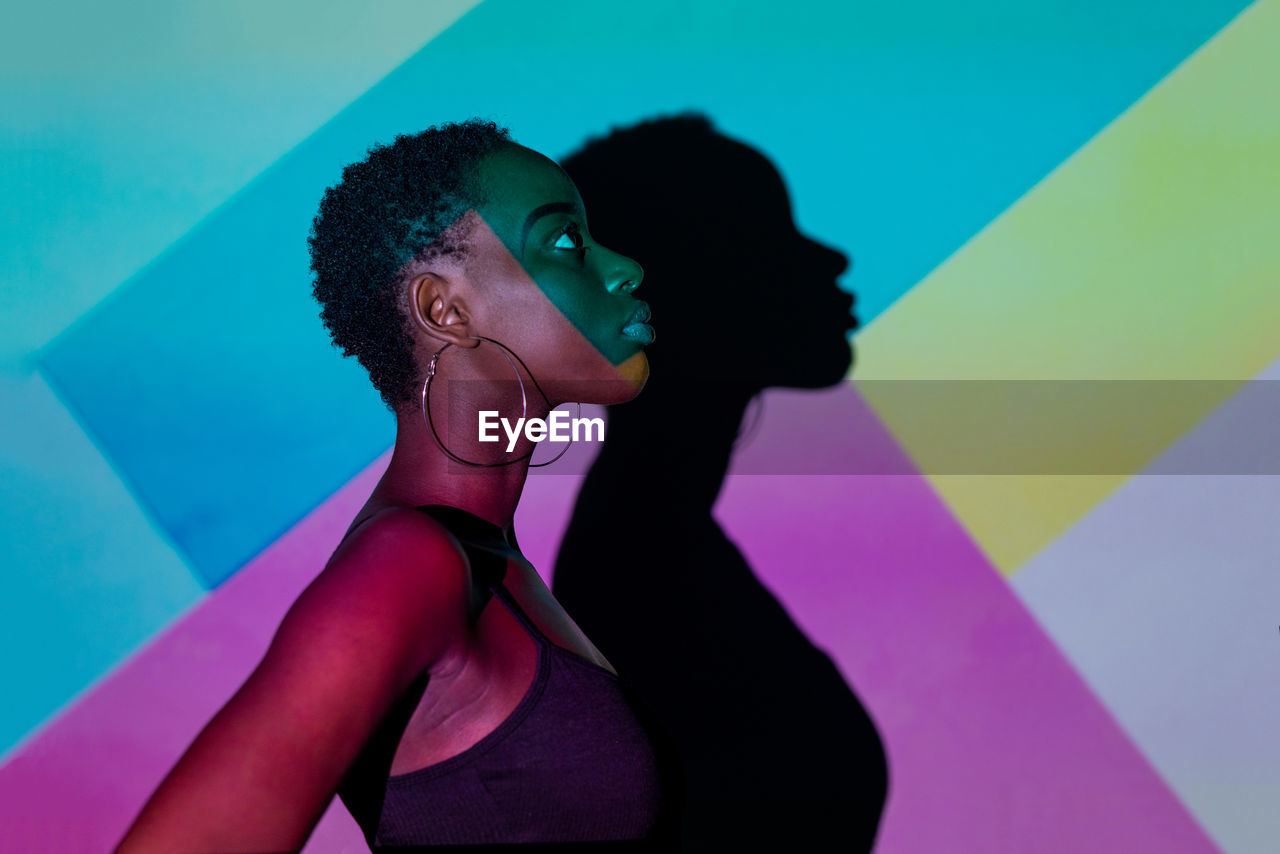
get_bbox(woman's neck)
[369,400,539,531]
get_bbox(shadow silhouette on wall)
[552,114,888,852]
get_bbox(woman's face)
[440,143,651,406]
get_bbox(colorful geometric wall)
[2,1,1275,851]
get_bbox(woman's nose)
[603,248,644,294]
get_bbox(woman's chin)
[616,351,650,390]
[572,353,650,405]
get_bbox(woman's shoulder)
[288,505,477,674]
[112,507,477,852]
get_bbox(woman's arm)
[115,508,472,854]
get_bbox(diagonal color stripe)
[853,0,1280,573]
[0,368,203,762]
[1,0,483,366]
[1013,350,1280,853]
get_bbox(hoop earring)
[421,335,581,468]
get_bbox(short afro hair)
[308,118,512,410]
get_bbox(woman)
[115,119,675,851]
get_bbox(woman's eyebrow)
[520,201,577,252]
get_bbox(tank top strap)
[489,581,552,646]
[412,504,511,587]
[414,503,513,548]
[413,504,617,680]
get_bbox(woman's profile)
[114,119,678,851]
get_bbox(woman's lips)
[621,302,655,344]
[622,322,656,344]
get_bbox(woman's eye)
[552,225,585,252]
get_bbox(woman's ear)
[408,271,480,349]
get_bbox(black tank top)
[335,505,682,850]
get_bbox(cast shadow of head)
[552,114,887,852]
